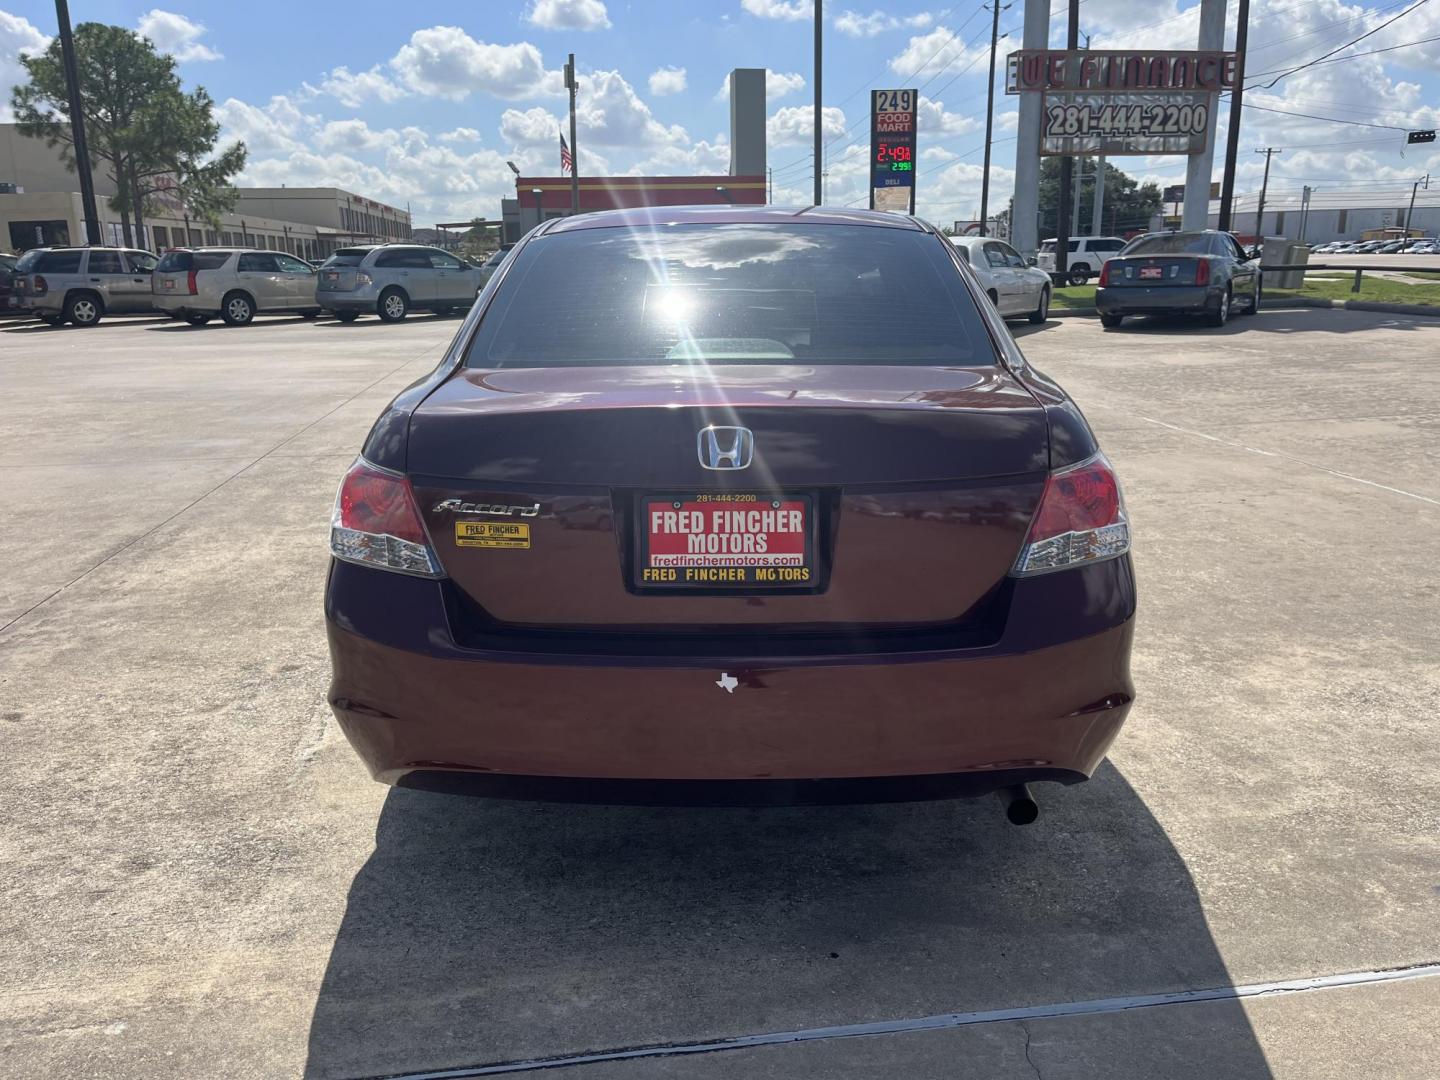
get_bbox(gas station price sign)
[870,88,918,213]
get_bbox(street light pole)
[978,0,1002,237]
[1055,0,1080,280]
[813,0,823,206]
[54,0,101,244]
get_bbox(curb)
[1043,297,1440,320]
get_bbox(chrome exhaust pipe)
[997,783,1039,826]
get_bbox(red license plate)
[163,279,174,290]
[638,494,814,589]
[1139,265,1163,279]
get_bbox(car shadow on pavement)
[303,765,1273,1080]
[1096,309,1433,336]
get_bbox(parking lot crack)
[1020,1019,1043,1079]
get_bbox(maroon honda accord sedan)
[325,206,1135,823]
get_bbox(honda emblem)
[697,426,754,470]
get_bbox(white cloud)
[577,69,687,148]
[742,0,810,20]
[835,10,933,37]
[389,27,560,101]
[317,65,406,107]
[889,25,981,81]
[214,95,316,156]
[633,138,732,175]
[314,119,401,154]
[527,0,612,30]
[714,70,806,103]
[648,66,687,96]
[501,106,563,146]
[135,9,221,62]
[0,11,50,123]
[439,126,482,143]
[768,70,807,99]
[917,95,980,137]
[768,104,848,145]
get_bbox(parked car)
[315,244,483,322]
[0,252,18,315]
[475,243,515,289]
[325,206,1136,822]
[1407,239,1438,254]
[1376,241,1407,253]
[11,246,160,326]
[152,248,321,326]
[947,236,1052,323]
[1096,229,1261,329]
[1034,235,1128,286]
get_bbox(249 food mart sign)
[1007,49,1238,156]
[870,88,917,213]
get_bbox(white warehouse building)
[1154,186,1440,244]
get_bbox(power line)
[1253,0,1432,88]
[1245,32,1440,77]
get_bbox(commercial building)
[503,174,765,239]
[1153,186,1440,244]
[0,124,409,260]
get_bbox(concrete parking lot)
[1,308,1437,1079]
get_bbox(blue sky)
[3,0,1439,228]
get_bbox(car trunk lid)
[408,364,1048,632]
[1105,254,1209,287]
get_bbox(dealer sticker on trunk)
[455,521,530,549]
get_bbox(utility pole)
[767,166,773,204]
[1218,0,1251,231]
[54,0,101,244]
[1404,174,1428,235]
[1299,185,1311,243]
[978,0,1004,236]
[1254,147,1280,241]
[813,0,823,206]
[1055,0,1080,279]
[564,54,579,214]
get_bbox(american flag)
[559,133,573,175]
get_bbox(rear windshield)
[156,251,231,272]
[465,224,993,368]
[16,250,46,272]
[323,248,372,267]
[1122,234,1213,256]
[482,248,509,267]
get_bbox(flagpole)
[565,53,579,215]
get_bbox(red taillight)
[186,269,198,295]
[1097,261,1110,287]
[1014,454,1129,576]
[33,275,48,295]
[330,458,442,576]
[1195,258,1210,285]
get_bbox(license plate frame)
[635,492,817,592]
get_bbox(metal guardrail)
[1258,263,1430,292]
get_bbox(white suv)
[1035,236,1128,286]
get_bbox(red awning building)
[506,175,765,240]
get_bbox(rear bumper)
[1095,285,1219,316]
[153,294,215,316]
[325,557,1137,799]
[317,288,380,313]
[16,295,61,314]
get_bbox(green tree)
[10,22,246,247]
[1037,158,1162,239]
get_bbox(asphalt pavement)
[1,307,1437,1079]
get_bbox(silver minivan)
[152,248,321,326]
[315,244,483,322]
[12,246,160,326]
